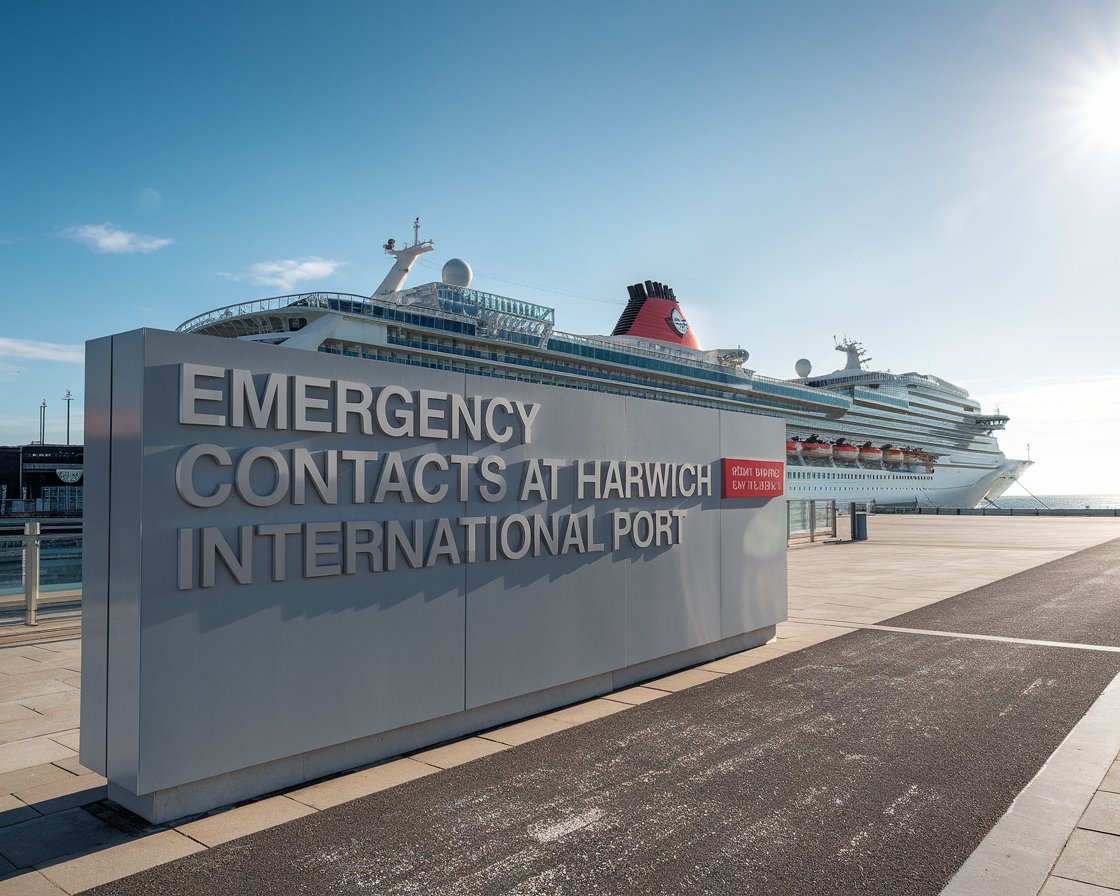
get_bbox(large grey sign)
[81,328,787,822]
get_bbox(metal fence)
[0,520,83,625]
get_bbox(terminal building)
[0,444,84,516]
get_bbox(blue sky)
[2,1,1118,494]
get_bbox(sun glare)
[1078,67,1120,148]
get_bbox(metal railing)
[0,520,83,625]
[874,505,1120,517]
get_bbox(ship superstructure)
[178,223,1029,508]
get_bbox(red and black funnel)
[611,280,702,350]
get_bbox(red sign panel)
[721,458,785,499]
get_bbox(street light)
[39,399,46,445]
[62,390,73,446]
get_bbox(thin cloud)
[60,222,173,254]
[244,257,343,291]
[0,338,85,363]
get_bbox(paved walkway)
[0,516,1119,894]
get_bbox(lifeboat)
[800,441,833,460]
[859,446,883,463]
[882,447,904,464]
[902,449,923,466]
[786,439,801,456]
[832,443,859,463]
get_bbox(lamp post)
[39,400,46,445]
[62,390,73,446]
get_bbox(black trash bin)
[850,503,869,541]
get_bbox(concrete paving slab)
[287,758,438,812]
[9,647,77,668]
[1053,830,1120,890]
[0,765,76,798]
[16,692,80,716]
[0,793,39,830]
[0,715,81,745]
[479,716,572,747]
[546,698,629,724]
[411,737,509,770]
[1102,762,1120,795]
[48,759,93,779]
[0,679,73,706]
[698,645,793,674]
[0,739,75,777]
[175,797,315,848]
[1039,876,1120,895]
[0,656,52,676]
[15,775,107,816]
[600,686,669,705]
[38,831,205,894]
[1081,792,1120,837]
[0,870,69,895]
[0,706,39,726]
[0,807,130,870]
[46,733,78,753]
[643,668,724,692]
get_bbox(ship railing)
[176,293,372,333]
[802,370,971,399]
[749,374,852,409]
[551,331,753,379]
[400,284,555,343]
[177,285,559,340]
[0,520,82,626]
[400,283,555,325]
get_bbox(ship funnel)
[611,279,702,350]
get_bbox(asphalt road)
[88,541,1120,896]
[886,537,1120,646]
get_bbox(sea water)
[992,495,1120,511]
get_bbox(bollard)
[24,522,40,626]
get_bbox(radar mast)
[373,217,434,296]
[834,336,872,371]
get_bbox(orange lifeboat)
[800,440,833,460]
[832,443,859,463]
[882,447,904,464]
[786,439,801,456]
[859,445,883,463]
[902,448,923,466]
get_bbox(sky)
[1,0,1118,495]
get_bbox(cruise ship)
[177,222,1030,508]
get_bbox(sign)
[721,458,785,499]
[82,328,787,822]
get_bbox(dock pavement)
[2,516,1120,894]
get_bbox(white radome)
[795,358,812,378]
[442,258,473,288]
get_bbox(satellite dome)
[795,358,812,378]
[442,258,473,288]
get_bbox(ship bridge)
[968,412,1010,431]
